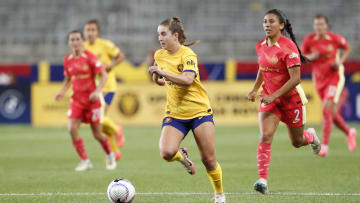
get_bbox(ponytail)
[160,17,199,47]
[266,9,309,63]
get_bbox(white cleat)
[214,193,226,203]
[106,152,117,170]
[179,147,196,175]
[75,159,93,172]
[254,178,269,195]
[307,128,321,154]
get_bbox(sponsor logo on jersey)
[289,52,299,59]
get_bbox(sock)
[257,142,271,180]
[105,132,121,153]
[303,129,314,145]
[100,137,111,155]
[322,107,333,145]
[207,163,223,194]
[165,151,183,162]
[102,117,119,135]
[72,138,88,160]
[333,114,350,135]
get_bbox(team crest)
[328,45,334,51]
[177,64,184,72]
[271,56,278,64]
[83,65,89,71]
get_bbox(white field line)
[0,192,360,197]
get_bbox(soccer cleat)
[75,159,93,172]
[115,125,125,148]
[179,147,196,175]
[115,151,122,161]
[347,128,357,152]
[307,128,321,154]
[106,152,117,170]
[254,178,269,195]
[318,145,328,157]
[214,193,226,203]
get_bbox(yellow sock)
[102,117,118,135]
[165,151,183,162]
[106,133,120,153]
[207,163,223,194]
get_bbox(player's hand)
[89,90,100,103]
[308,52,320,61]
[260,94,275,106]
[331,62,340,71]
[55,92,64,101]
[104,64,112,72]
[247,90,257,102]
[148,66,165,77]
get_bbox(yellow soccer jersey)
[154,45,212,119]
[84,38,120,92]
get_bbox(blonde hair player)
[247,9,321,194]
[55,30,116,171]
[83,19,125,161]
[148,17,225,203]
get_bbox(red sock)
[72,138,88,160]
[322,108,333,145]
[100,137,111,155]
[333,114,350,135]
[257,142,271,180]
[303,130,314,145]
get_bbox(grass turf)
[0,124,359,202]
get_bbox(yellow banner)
[31,81,322,126]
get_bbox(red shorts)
[315,72,344,103]
[68,100,102,125]
[259,94,306,128]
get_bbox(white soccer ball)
[107,179,135,203]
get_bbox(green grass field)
[0,124,359,203]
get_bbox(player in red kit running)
[247,9,321,194]
[301,15,357,157]
[55,30,116,171]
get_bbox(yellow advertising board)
[31,81,322,126]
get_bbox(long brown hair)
[160,17,199,46]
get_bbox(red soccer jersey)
[63,50,104,106]
[301,32,348,88]
[256,35,301,99]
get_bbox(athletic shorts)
[259,94,306,128]
[162,115,214,137]
[68,101,101,125]
[103,92,115,105]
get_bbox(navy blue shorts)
[104,92,115,105]
[162,115,214,136]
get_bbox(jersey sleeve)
[63,57,70,77]
[182,55,198,77]
[334,34,348,49]
[301,36,311,54]
[105,40,120,58]
[285,43,301,68]
[88,53,104,74]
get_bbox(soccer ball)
[107,179,135,203]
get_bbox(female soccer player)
[148,17,225,203]
[84,19,125,161]
[301,15,357,156]
[55,30,116,171]
[247,9,321,194]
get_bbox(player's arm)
[149,62,165,86]
[261,66,301,105]
[105,51,125,72]
[148,65,195,86]
[55,76,71,101]
[301,37,319,62]
[247,69,263,102]
[338,45,352,66]
[90,69,108,102]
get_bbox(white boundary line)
[0,192,360,197]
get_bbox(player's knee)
[201,156,217,170]
[260,132,273,143]
[160,150,176,161]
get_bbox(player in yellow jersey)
[148,17,225,203]
[83,19,125,161]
